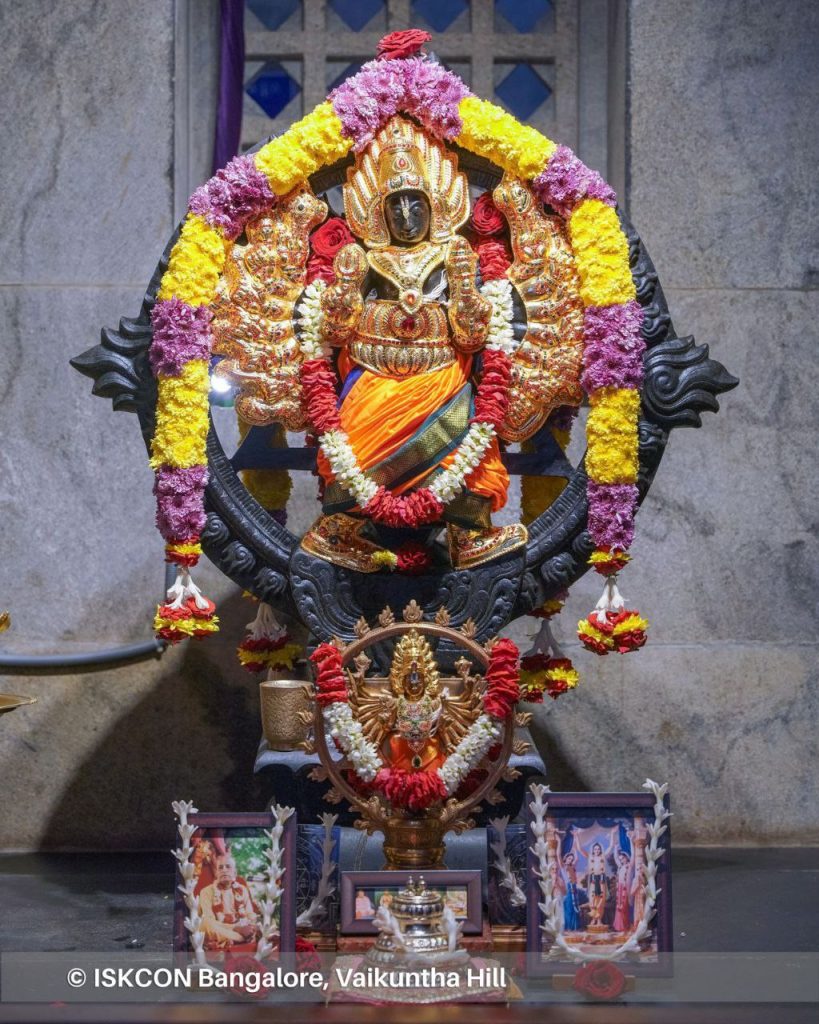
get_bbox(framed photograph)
[526,792,673,976]
[340,870,482,935]
[173,812,296,957]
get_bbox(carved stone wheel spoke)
[72,147,738,644]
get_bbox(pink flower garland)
[532,145,616,218]
[535,150,644,559]
[329,57,471,151]
[149,299,214,564]
[188,153,276,241]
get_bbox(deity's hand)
[446,236,492,353]
[446,236,480,289]
[320,242,367,345]
[334,242,368,284]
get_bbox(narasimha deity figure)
[212,115,585,571]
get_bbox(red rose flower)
[471,192,506,237]
[296,936,322,975]
[476,238,512,281]
[572,961,626,1001]
[310,217,354,260]
[376,29,431,61]
[224,954,273,1001]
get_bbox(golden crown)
[344,116,469,248]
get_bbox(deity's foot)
[301,512,388,573]
[446,522,528,570]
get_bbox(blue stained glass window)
[326,61,365,93]
[245,61,301,119]
[411,0,470,34]
[328,0,384,31]
[495,0,552,34]
[494,63,552,122]
[246,0,301,31]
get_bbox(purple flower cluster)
[587,482,638,551]
[154,465,208,544]
[149,298,212,378]
[533,145,616,218]
[188,154,275,240]
[581,300,645,392]
[330,58,470,151]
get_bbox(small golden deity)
[349,629,481,777]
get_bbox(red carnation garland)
[475,238,512,281]
[374,766,447,812]
[309,642,348,705]
[472,348,512,429]
[483,637,521,719]
[301,358,342,433]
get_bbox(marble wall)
[0,1,816,850]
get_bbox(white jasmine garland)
[319,429,379,505]
[295,279,328,359]
[437,713,502,794]
[319,421,496,512]
[481,278,517,356]
[428,422,496,504]
[322,701,380,782]
[324,701,503,797]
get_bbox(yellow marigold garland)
[157,215,228,307]
[585,388,640,484]
[456,97,557,180]
[567,200,636,308]
[149,360,211,470]
[254,103,351,195]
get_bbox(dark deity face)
[384,189,431,244]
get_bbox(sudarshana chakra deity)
[74,30,735,836]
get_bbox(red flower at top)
[572,961,627,1000]
[310,217,354,260]
[471,192,506,237]
[376,30,432,61]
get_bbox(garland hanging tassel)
[154,569,219,644]
[577,576,647,655]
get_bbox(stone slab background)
[0,0,816,850]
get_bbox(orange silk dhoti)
[316,351,509,514]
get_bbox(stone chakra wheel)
[72,55,738,647]
[308,603,529,869]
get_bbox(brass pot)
[259,679,312,751]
